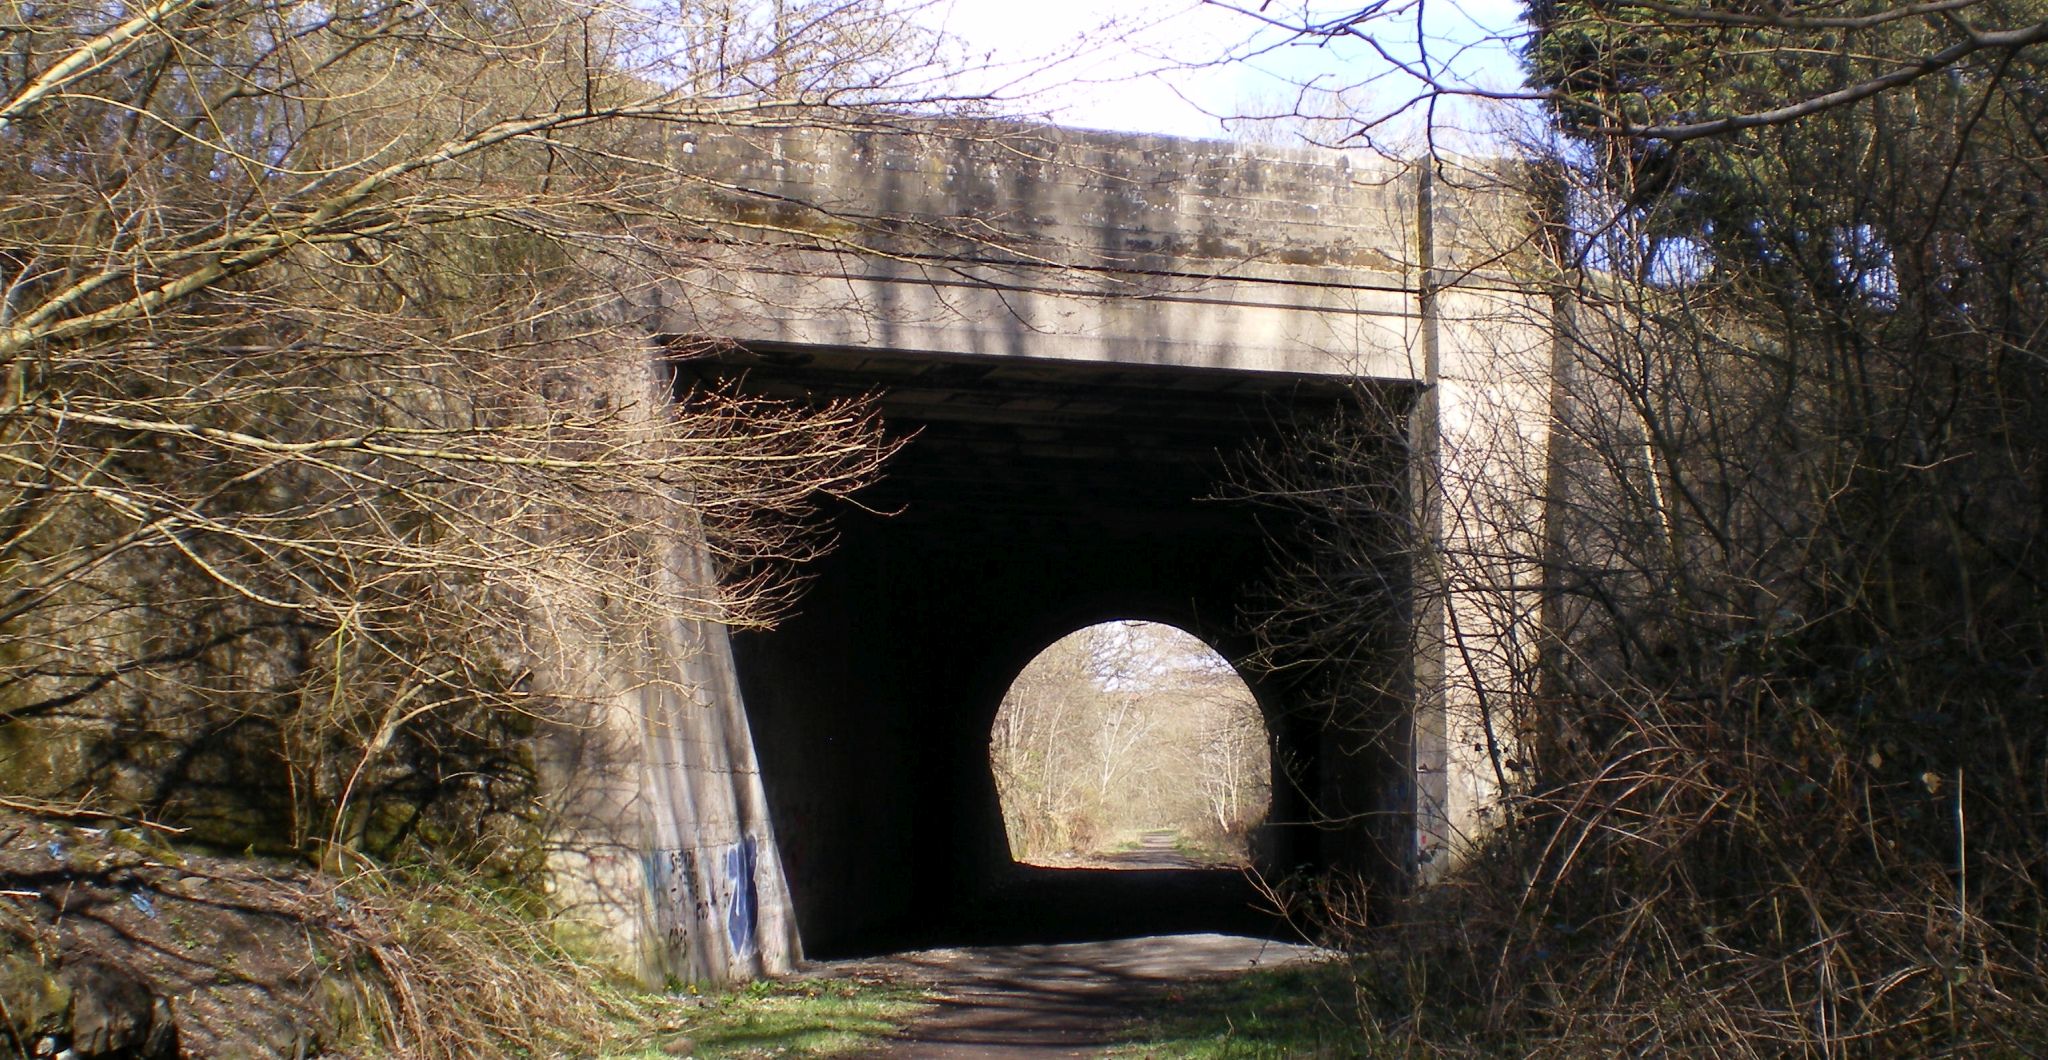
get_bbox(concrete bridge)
[542,120,1555,984]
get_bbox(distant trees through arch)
[988,621,1272,868]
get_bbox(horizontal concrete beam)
[655,248,1424,380]
[656,120,1446,382]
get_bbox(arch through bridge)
[680,346,1417,955]
[537,121,1554,983]
[989,620,1273,870]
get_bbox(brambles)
[1214,2,2048,1049]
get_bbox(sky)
[915,0,1532,149]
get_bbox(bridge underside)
[678,344,1419,957]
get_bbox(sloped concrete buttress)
[640,540,805,980]
[531,354,801,985]
[537,532,802,984]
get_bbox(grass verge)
[606,976,934,1058]
[1106,959,1375,1059]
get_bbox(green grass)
[605,975,935,1058]
[1106,960,1382,1059]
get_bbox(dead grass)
[0,809,934,1058]
[1215,694,2048,1057]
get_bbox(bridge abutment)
[541,122,1556,981]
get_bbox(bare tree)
[1196,681,1269,839]
[0,0,968,867]
[990,627,1099,856]
[990,621,1270,863]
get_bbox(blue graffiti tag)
[723,838,758,958]
[642,848,696,961]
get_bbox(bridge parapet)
[678,121,1412,275]
[654,120,1435,380]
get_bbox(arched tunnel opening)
[675,344,1420,958]
[990,620,1271,871]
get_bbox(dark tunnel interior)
[674,344,1420,957]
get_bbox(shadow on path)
[933,848,1287,950]
[812,933,1320,1059]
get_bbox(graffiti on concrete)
[642,838,761,967]
[724,837,759,958]
[644,847,704,964]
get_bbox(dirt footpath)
[812,933,1320,1058]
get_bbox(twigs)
[1221,20,2048,1043]
[0,0,934,878]
[0,796,186,834]
[322,864,641,1058]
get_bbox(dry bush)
[1217,2,2048,1049]
[1271,272,2048,1053]
[324,865,650,1058]
[1234,153,2048,1059]
[0,806,692,1058]
[1475,62,2048,1040]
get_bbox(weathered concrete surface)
[549,121,1554,981]
[533,354,803,984]
[1413,162,1557,875]
[649,122,1426,381]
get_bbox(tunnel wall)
[725,468,1358,955]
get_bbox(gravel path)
[812,933,1319,1058]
